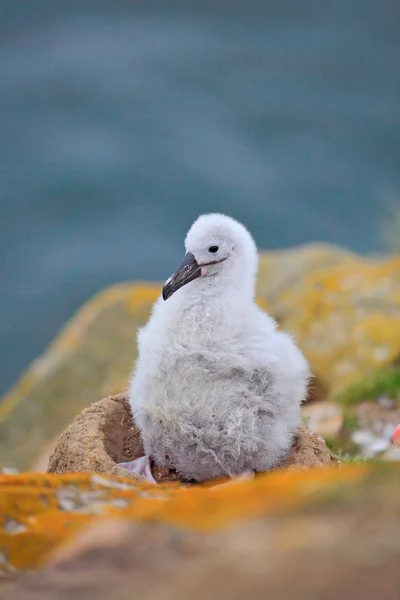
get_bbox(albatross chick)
[120,214,310,483]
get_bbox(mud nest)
[47,392,341,483]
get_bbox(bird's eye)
[208,245,219,253]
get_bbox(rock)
[355,401,400,437]
[258,248,400,400]
[302,401,343,438]
[349,401,400,458]
[46,392,340,482]
[381,445,400,461]
[3,244,400,470]
[0,463,399,598]
[0,282,160,472]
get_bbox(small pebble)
[301,401,343,438]
[377,395,395,410]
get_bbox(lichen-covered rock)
[0,283,160,471]
[46,393,340,482]
[0,464,399,599]
[2,243,400,470]
[261,250,400,398]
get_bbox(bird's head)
[162,213,258,301]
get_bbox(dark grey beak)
[162,252,201,301]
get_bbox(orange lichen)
[0,467,369,573]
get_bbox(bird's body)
[126,214,310,483]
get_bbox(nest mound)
[47,392,341,483]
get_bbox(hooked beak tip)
[162,252,201,301]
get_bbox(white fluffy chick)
[120,213,310,483]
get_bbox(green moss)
[342,412,359,432]
[324,405,362,458]
[339,455,374,465]
[325,435,360,459]
[324,437,339,453]
[335,367,400,406]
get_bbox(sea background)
[1,0,399,395]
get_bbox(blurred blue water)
[1,1,400,395]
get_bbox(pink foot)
[393,424,400,448]
[119,455,157,484]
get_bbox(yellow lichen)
[124,284,160,314]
